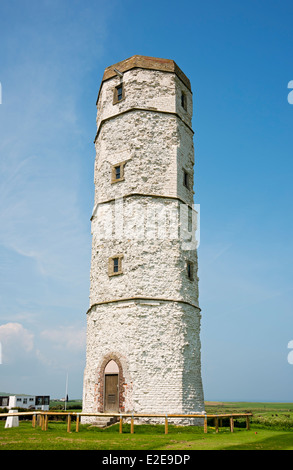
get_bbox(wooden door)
[105,374,119,412]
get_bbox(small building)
[0,395,50,411]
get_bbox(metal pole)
[65,373,68,411]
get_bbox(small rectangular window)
[183,170,189,189]
[113,257,119,273]
[115,166,121,180]
[181,91,187,110]
[113,83,125,104]
[188,207,193,233]
[187,262,194,281]
[109,254,123,276]
[117,85,123,101]
[111,162,126,183]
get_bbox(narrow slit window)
[181,91,187,110]
[187,262,194,281]
[117,85,123,101]
[114,83,125,104]
[183,170,189,189]
[188,207,193,233]
[115,165,121,180]
[113,257,119,273]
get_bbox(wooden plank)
[45,415,48,431]
[0,411,253,419]
[204,417,208,434]
[119,416,123,434]
[67,414,71,433]
[76,414,80,433]
[230,417,234,433]
[246,416,250,430]
[37,411,252,419]
[215,417,219,433]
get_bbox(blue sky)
[0,0,292,401]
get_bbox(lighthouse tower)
[82,56,205,423]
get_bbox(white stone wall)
[96,69,192,131]
[82,60,205,424]
[83,300,204,417]
[90,197,199,307]
[94,111,179,204]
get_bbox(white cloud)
[0,323,34,364]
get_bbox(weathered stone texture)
[83,301,204,419]
[90,198,199,307]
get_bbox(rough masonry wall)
[96,69,192,131]
[83,300,204,417]
[94,111,179,204]
[90,197,199,307]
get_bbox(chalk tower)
[82,56,205,424]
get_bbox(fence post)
[32,414,36,428]
[230,417,234,433]
[215,417,219,433]
[204,416,208,434]
[119,415,123,434]
[131,415,134,434]
[165,415,168,435]
[76,414,80,433]
[67,414,71,433]
[246,415,250,430]
[41,414,45,431]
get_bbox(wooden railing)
[0,411,253,434]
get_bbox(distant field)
[49,399,82,410]
[49,400,293,412]
[205,401,293,411]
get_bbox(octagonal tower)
[82,56,205,424]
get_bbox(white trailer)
[0,395,50,411]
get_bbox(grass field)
[0,402,292,450]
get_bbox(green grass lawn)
[1,402,293,450]
[1,421,293,450]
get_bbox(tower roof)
[101,55,191,92]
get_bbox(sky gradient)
[0,0,293,402]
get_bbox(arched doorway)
[104,360,119,412]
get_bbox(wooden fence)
[0,411,253,434]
